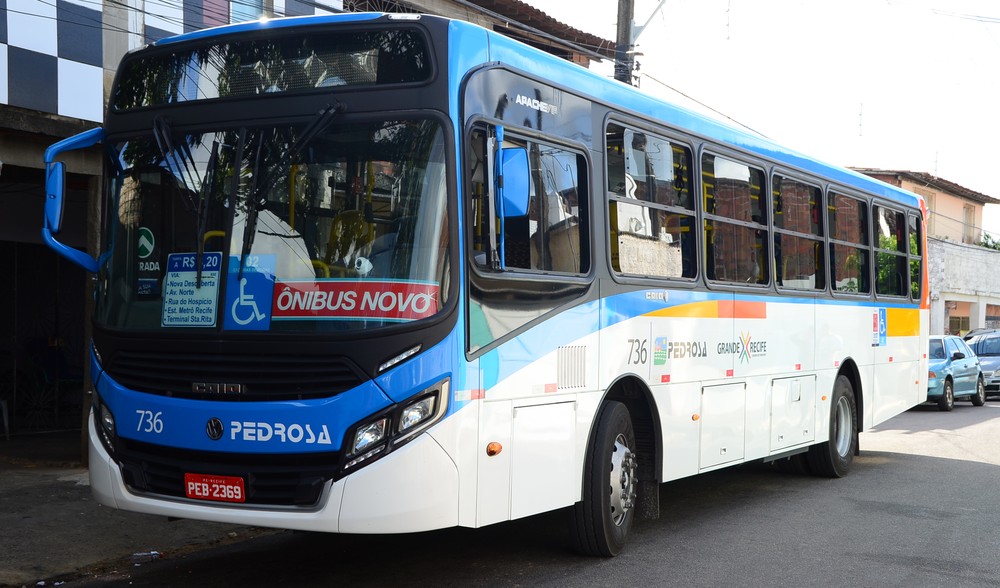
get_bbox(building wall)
[927,238,1000,335]
[900,178,981,243]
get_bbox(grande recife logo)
[272,280,440,322]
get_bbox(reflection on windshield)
[96,119,450,333]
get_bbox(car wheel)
[937,380,955,411]
[972,377,986,407]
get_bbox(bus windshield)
[96,117,450,333]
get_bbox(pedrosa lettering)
[230,421,333,445]
[515,94,558,115]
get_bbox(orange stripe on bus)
[647,300,767,319]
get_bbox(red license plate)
[184,473,246,503]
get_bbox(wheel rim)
[946,384,954,407]
[833,395,852,458]
[608,433,637,526]
[978,381,985,402]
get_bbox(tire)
[971,378,986,407]
[572,401,637,557]
[807,375,857,478]
[937,380,954,412]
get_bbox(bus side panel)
[872,306,923,425]
[474,309,601,526]
[653,382,701,482]
[815,301,877,431]
[733,299,814,461]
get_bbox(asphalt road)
[68,402,1000,587]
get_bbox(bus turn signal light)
[486,442,503,456]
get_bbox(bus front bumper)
[88,412,460,534]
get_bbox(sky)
[530,0,1000,235]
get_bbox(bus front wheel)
[807,375,857,478]
[572,401,637,557]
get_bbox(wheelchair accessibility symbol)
[231,278,266,325]
[224,254,275,331]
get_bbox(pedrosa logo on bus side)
[229,421,333,445]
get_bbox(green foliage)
[979,232,1000,251]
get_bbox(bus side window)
[468,129,490,268]
[509,141,586,274]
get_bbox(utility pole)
[615,0,635,84]
[616,0,668,85]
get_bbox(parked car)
[965,331,1000,399]
[927,335,985,411]
[963,328,1000,341]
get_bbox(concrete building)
[0,0,612,436]
[854,169,1000,337]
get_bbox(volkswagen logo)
[206,418,224,441]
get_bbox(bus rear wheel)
[807,375,857,478]
[572,401,637,557]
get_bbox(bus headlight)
[399,396,435,433]
[342,378,449,473]
[352,418,389,455]
[100,403,116,435]
[91,391,117,456]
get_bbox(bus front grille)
[105,350,366,400]
[117,438,341,507]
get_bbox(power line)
[638,71,769,139]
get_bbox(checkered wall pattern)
[2,0,336,123]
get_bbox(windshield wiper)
[237,102,343,278]
[195,141,220,287]
[153,117,217,286]
[152,117,200,212]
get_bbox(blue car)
[927,335,985,411]
[965,331,1000,400]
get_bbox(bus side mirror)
[41,126,104,273]
[499,147,529,218]
[45,162,66,233]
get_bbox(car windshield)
[929,339,945,360]
[95,118,450,333]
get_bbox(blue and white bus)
[43,12,927,556]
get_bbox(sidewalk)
[0,430,259,587]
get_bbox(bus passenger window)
[829,192,870,295]
[908,213,923,300]
[702,153,767,285]
[773,175,824,290]
[467,129,587,275]
[606,123,695,280]
[874,206,908,297]
[515,142,587,274]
